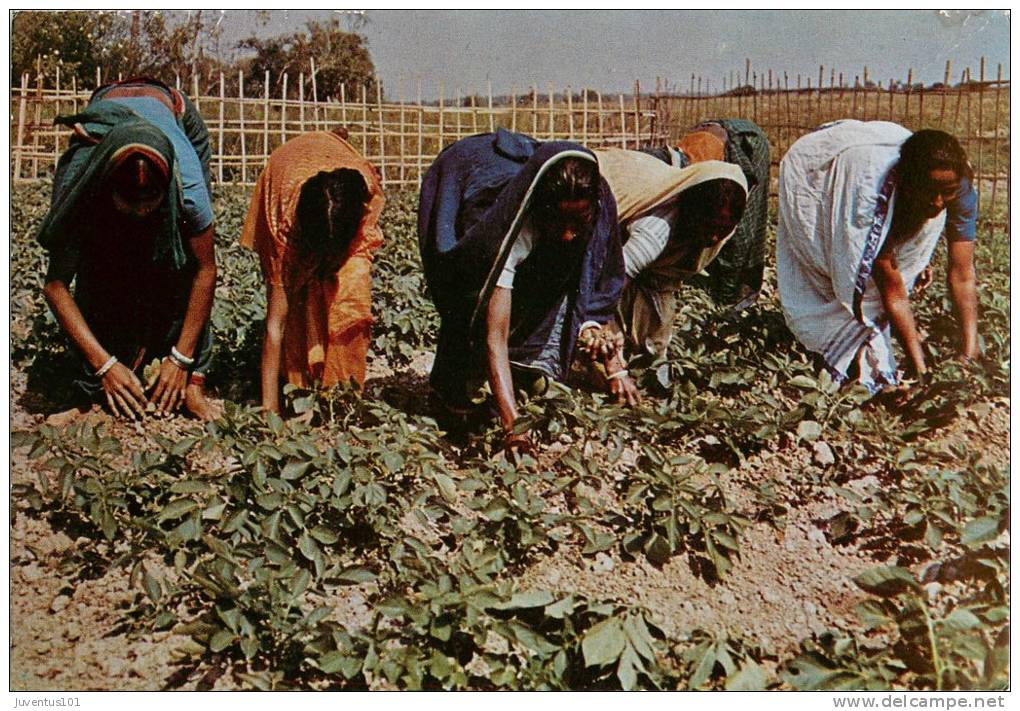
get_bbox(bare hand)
[609,372,642,407]
[579,325,624,363]
[150,358,188,415]
[914,266,933,293]
[101,362,148,420]
[504,431,535,459]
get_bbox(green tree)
[239,18,377,100]
[11,10,125,86]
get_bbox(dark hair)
[294,168,369,274]
[899,129,973,184]
[533,156,600,212]
[677,178,747,222]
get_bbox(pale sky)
[221,9,1009,99]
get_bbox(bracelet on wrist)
[168,346,195,370]
[607,368,629,381]
[95,355,118,378]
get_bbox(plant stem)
[920,598,944,690]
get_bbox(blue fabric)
[945,177,978,242]
[418,128,624,400]
[103,95,213,233]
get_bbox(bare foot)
[184,382,222,421]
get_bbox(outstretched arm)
[43,278,147,419]
[260,283,290,413]
[872,246,927,379]
[151,224,217,413]
[946,240,979,359]
[485,287,519,435]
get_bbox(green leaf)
[209,629,235,653]
[797,420,823,442]
[582,617,626,667]
[282,460,313,480]
[337,567,376,584]
[944,608,982,631]
[376,597,408,618]
[644,532,672,566]
[158,498,199,523]
[725,660,768,690]
[616,644,639,690]
[789,375,817,389]
[433,472,457,503]
[508,621,559,656]
[310,525,339,545]
[142,569,162,603]
[782,653,845,691]
[960,516,1000,547]
[318,651,347,674]
[497,590,555,610]
[298,532,320,562]
[853,566,919,598]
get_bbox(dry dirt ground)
[9,351,1010,690]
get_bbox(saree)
[418,128,625,403]
[37,99,213,386]
[594,148,748,358]
[240,132,385,388]
[776,120,946,392]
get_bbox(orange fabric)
[676,131,726,163]
[240,132,384,388]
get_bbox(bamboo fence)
[9,58,1011,229]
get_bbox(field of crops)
[10,182,1010,691]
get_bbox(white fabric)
[495,219,535,289]
[777,120,946,392]
[622,201,679,278]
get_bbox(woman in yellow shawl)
[240,128,384,413]
[581,150,748,402]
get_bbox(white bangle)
[578,320,602,336]
[607,369,629,381]
[95,355,118,378]
[170,346,195,367]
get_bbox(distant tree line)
[11,10,377,99]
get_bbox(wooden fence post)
[53,65,61,173]
[548,83,555,140]
[309,57,320,131]
[531,84,538,137]
[32,57,42,178]
[14,73,28,181]
[361,83,368,157]
[618,93,626,148]
[263,71,270,162]
[298,72,306,132]
[566,85,574,140]
[939,60,951,128]
[989,63,1002,226]
[238,70,247,183]
[281,72,289,143]
[218,72,225,182]
[399,77,406,184]
[511,84,517,133]
[976,57,985,206]
[416,79,424,188]
[438,81,445,150]
[376,78,386,184]
[582,88,588,144]
[487,80,494,133]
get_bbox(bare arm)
[872,247,927,378]
[946,240,979,359]
[485,286,518,433]
[260,283,289,413]
[43,278,147,418]
[151,224,217,413]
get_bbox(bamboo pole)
[904,68,913,124]
[398,78,406,183]
[309,57,320,130]
[976,58,985,205]
[511,84,517,132]
[567,85,574,140]
[918,81,925,127]
[438,81,445,149]
[455,88,462,139]
[280,72,288,143]
[632,80,640,146]
[298,72,306,132]
[784,72,791,157]
[361,83,368,155]
[582,88,588,144]
[851,74,858,117]
[263,71,270,160]
[548,83,555,139]
[471,88,478,134]
[965,68,972,165]
[218,72,225,182]
[939,60,951,128]
[487,80,494,133]
[596,91,604,144]
[238,70,247,183]
[53,66,61,173]
[532,85,538,137]
[817,65,824,119]
[340,82,347,126]
[32,57,42,178]
[71,75,78,114]
[862,66,869,121]
[828,67,836,118]
[416,79,423,187]
[618,93,626,148]
[375,79,385,183]
[193,73,200,111]
[888,77,895,121]
[96,66,101,89]
[14,73,27,181]
[989,63,1002,225]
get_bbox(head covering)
[240,131,385,388]
[676,131,726,163]
[418,128,625,397]
[36,100,187,270]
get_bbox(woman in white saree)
[777,121,979,393]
